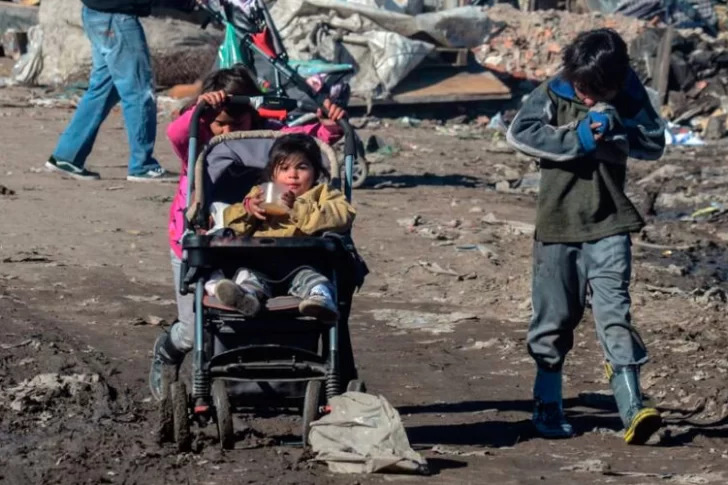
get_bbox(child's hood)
[547,68,645,104]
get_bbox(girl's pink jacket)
[167,108,342,259]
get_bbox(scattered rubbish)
[309,392,428,474]
[416,260,459,277]
[560,459,611,473]
[431,445,491,457]
[0,184,16,196]
[0,339,36,350]
[691,287,727,305]
[2,373,101,414]
[459,337,515,351]
[131,315,167,327]
[487,112,506,132]
[396,215,423,230]
[2,252,51,263]
[370,309,477,334]
[690,202,725,220]
[481,213,535,236]
[665,123,705,146]
[10,25,42,85]
[398,116,422,128]
[455,244,499,261]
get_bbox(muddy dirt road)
[1,90,727,485]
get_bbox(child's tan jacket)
[222,183,355,238]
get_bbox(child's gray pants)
[528,234,648,372]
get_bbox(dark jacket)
[506,69,665,243]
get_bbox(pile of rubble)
[475,5,651,82]
[662,30,728,140]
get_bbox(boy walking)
[507,29,665,444]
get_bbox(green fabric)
[217,23,242,69]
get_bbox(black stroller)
[158,95,367,451]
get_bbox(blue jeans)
[52,7,160,176]
[528,234,648,371]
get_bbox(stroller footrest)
[204,295,301,313]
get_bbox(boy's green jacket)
[506,69,665,243]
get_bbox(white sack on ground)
[309,392,428,474]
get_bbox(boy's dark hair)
[265,134,330,182]
[183,65,265,128]
[562,28,630,98]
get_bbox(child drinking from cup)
[205,133,355,322]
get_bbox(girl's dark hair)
[183,65,265,128]
[264,134,330,183]
[562,28,630,98]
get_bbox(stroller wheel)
[212,380,234,450]
[346,379,367,393]
[302,380,324,448]
[341,157,369,190]
[170,382,192,453]
[156,368,175,444]
[350,158,369,189]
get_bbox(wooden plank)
[655,26,674,106]
[349,68,511,107]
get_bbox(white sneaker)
[299,285,339,323]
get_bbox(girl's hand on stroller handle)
[198,90,228,109]
[317,99,346,124]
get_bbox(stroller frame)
[159,95,364,451]
[197,0,370,188]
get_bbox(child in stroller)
[204,133,354,322]
[156,107,366,450]
[151,66,348,403]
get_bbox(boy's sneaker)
[127,167,176,182]
[532,399,574,439]
[214,279,261,316]
[299,285,339,323]
[45,156,100,180]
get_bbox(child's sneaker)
[214,279,261,316]
[45,156,100,180]
[606,363,662,445]
[127,167,176,182]
[532,399,574,438]
[299,284,339,323]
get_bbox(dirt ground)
[1,86,727,485]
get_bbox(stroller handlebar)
[185,94,358,215]
[190,95,356,157]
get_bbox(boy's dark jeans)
[528,234,648,372]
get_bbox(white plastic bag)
[309,392,428,474]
